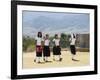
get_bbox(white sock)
[59,55,62,59]
[72,55,75,59]
[38,57,40,62]
[46,57,48,61]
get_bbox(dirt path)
[23,51,90,69]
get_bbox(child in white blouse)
[53,34,62,61]
[43,34,50,62]
[34,32,43,63]
[69,34,79,61]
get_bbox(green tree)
[23,36,35,52]
[60,33,70,48]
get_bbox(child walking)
[43,34,50,62]
[53,34,62,61]
[34,32,43,63]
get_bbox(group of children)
[34,32,77,63]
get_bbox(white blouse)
[35,37,43,46]
[70,38,76,45]
[44,39,50,46]
[53,39,60,46]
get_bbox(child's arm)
[34,37,37,46]
[69,38,71,41]
[41,38,44,48]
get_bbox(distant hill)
[22,11,89,38]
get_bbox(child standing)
[69,34,79,61]
[53,34,62,61]
[43,34,50,62]
[34,32,43,63]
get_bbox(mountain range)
[22,11,89,37]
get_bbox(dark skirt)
[70,45,76,55]
[43,46,50,57]
[53,46,61,55]
[36,46,42,57]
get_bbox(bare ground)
[22,51,90,69]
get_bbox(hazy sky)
[22,11,90,37]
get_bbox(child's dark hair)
[37,32,42,38]
[46,34,49,37]
[55,34,58,38]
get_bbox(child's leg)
[34,56,37,62]
[71,46,77,60]
[58,47,62,61]
[72,53,79,61]
[53,55,55,61]
[44,57,46,61]
[37,57,40,63]
[34,57,39,63]
[45,57,48,62]
[58,55,62,61]
[72,54,75,59]
[34,57,36,62]
[43,56,45,61]
[47,57,49,61]
[34,52,37,62]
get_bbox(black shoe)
[59,58,62,61]
[43,58,45,61]
[34,59,36,62]
[45,60,47,62]
[38,61,41,63]
[72,58,79,61]
[45,60,49,62]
